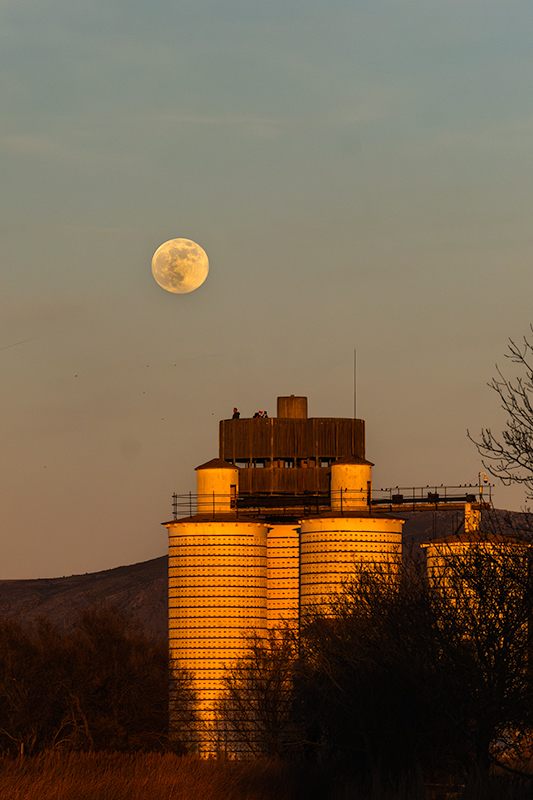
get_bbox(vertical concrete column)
[266,523,300,626]
[167,519,268,755]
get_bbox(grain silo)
[421,508,530,599]
[166,459,268,754]
[300,456,403,610]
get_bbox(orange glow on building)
[165,396,407,754]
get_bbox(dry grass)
[0,751,532,800]
[0,751,327,800]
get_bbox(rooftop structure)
[219,394,365,500]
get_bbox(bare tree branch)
[469,327,533,501]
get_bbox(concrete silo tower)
[421,508,531,600]
[300,456,403,610]
[166,459,268,754]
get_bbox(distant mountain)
[0,509,530,637]
[0,556,168,638]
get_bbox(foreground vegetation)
[0,751,532,800]
[0,751,325,800]
[3,526,533,797]
[217,533,533,787]
[0,603,194,753]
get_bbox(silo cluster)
[165,397,404,754]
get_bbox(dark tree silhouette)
[199,541,533,789]
[296,568,461,786]
[471,328,533,502]
[297,544,533,786]
[216,626,299,758]
[0,603,197,754]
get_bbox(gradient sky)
[1,0,532,578]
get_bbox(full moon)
[151,238,209,294]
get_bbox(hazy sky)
[1,0,532,578]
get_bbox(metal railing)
[371,484,492,509]
[171,483,492,520]
[172,492,237,519]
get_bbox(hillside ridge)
[0,555,168,637]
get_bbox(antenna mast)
[353,349,357,420]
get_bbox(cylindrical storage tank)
[330,456,374,512]
[267,524,300,626]
[421,531,531,594]
[196,458,239,515]
[277,395,308,419]
[167,519,268,755]
[300,515,403,610]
